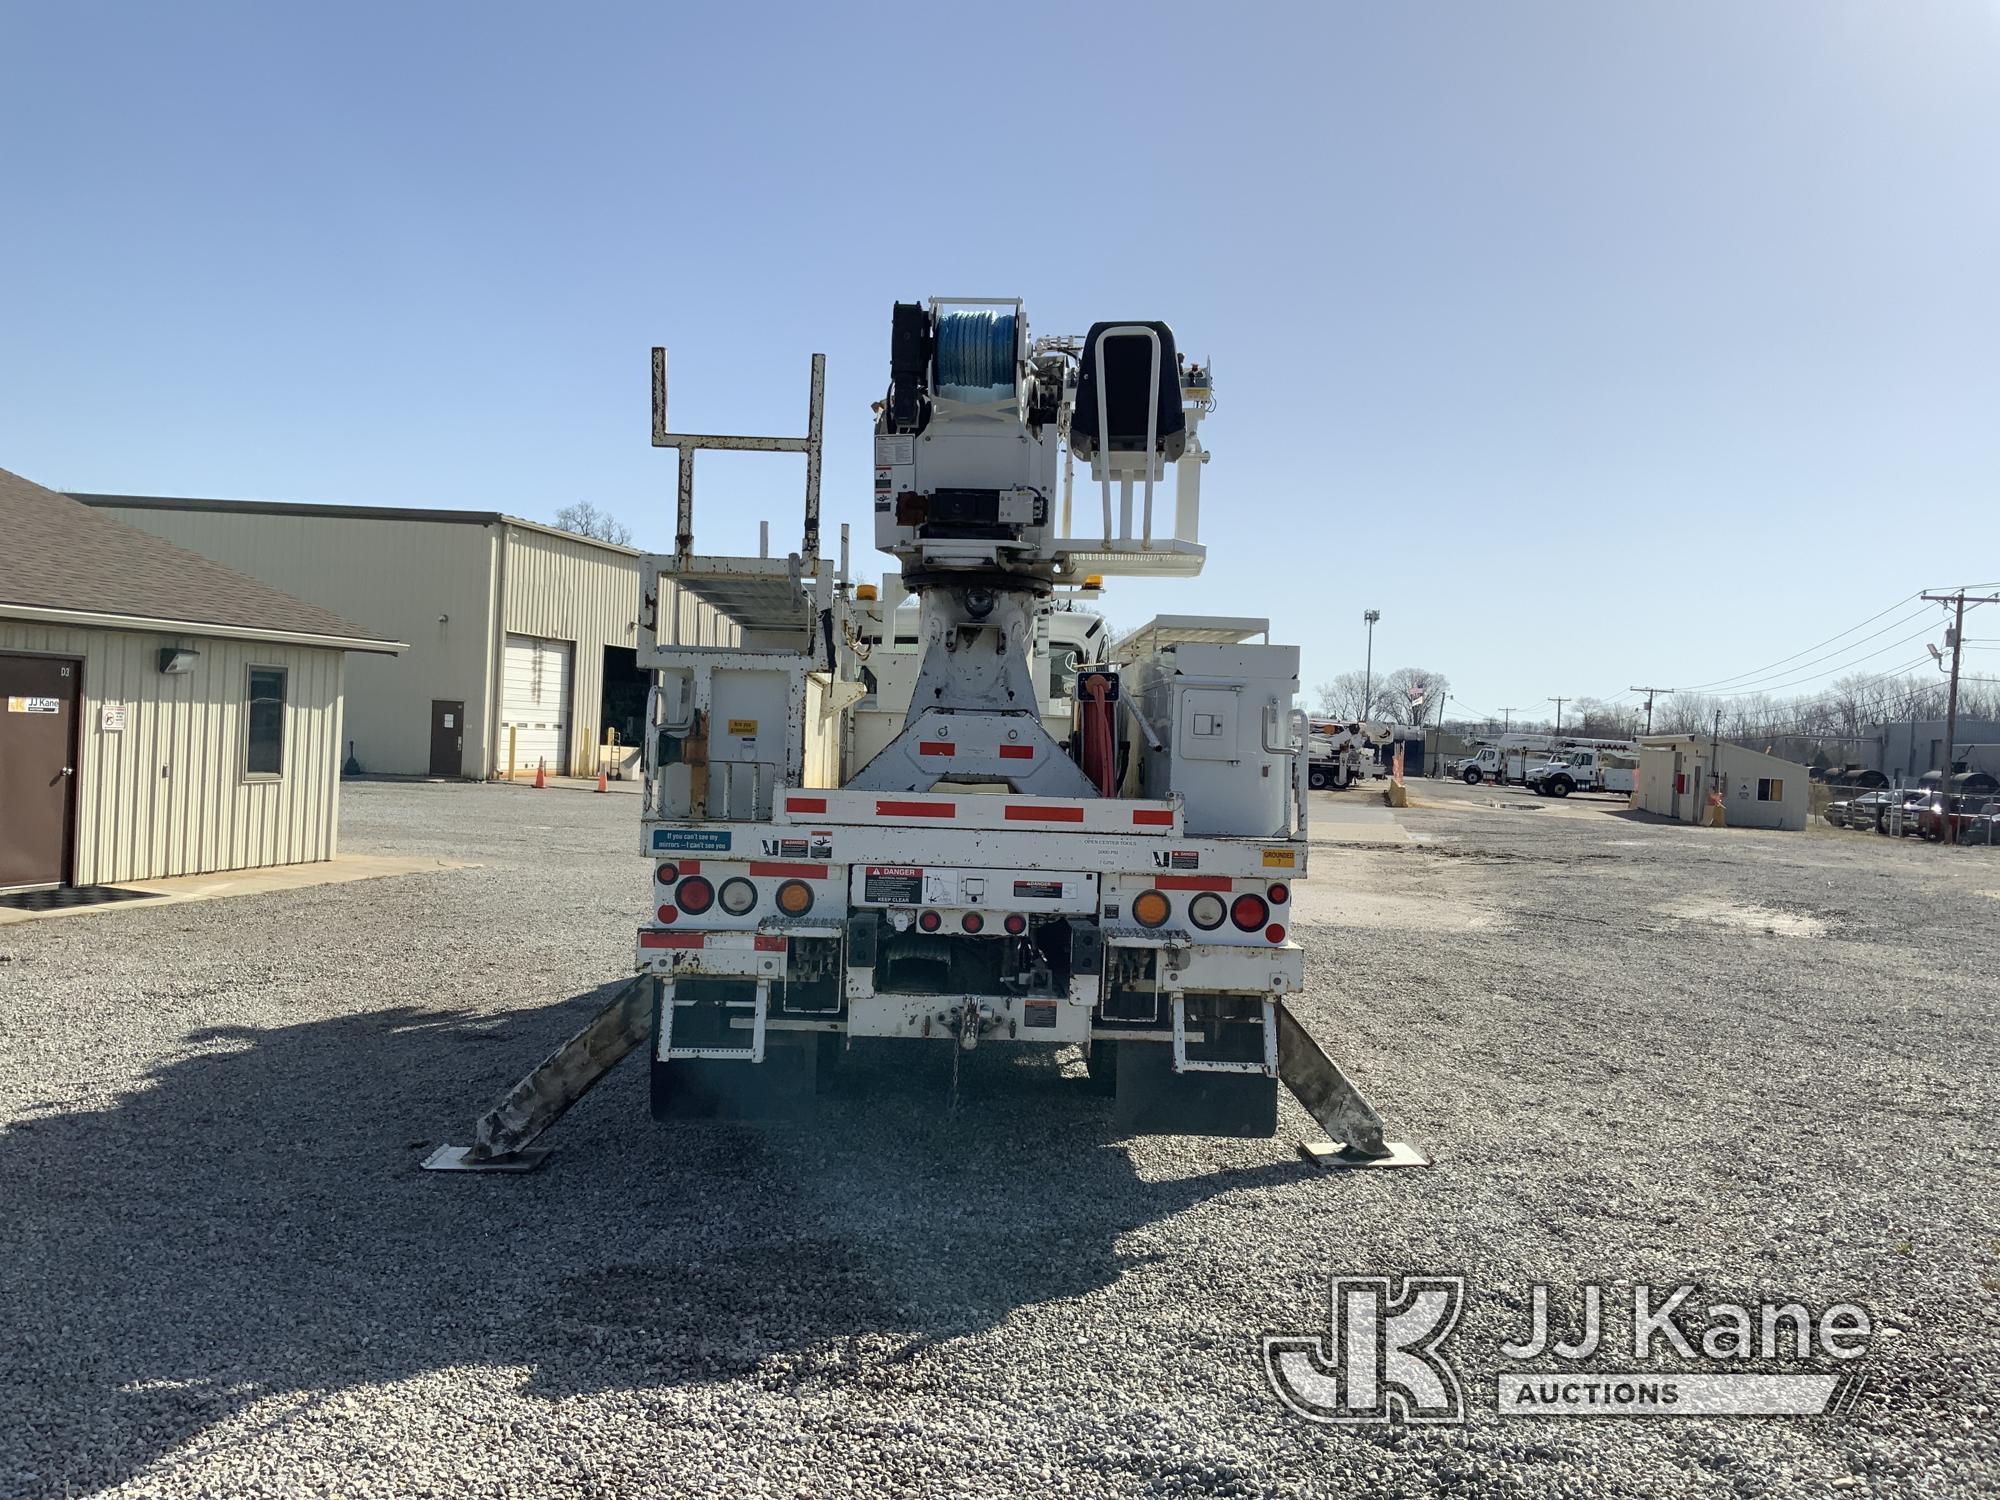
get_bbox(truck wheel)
[1308,765,1329,790]
[1548,778,1572,798]
[1111,1025,1278,1138]
[1463,767,1482,784]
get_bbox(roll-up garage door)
[502,634,572,776]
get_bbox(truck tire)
[1308,765,1330,790]
[1463,767,1483,785]
[1111,1024,1278,1138]
[1548,777,1572,798]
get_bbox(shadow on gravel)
[0,982,1308,1495]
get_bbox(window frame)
[245,664,288,780]
[1756,777,1784,802]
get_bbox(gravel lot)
[2,778,1995,1498]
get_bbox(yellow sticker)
[726,718,759,737]
[1261,847,1297,868]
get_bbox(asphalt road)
[1,779,1993,1497]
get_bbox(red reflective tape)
[918,741,956,756]
[749,862,829,879]
[1157,875,1231,891]
[786,796,827,813]
[678,860,701,874]
[998,744,1034,759]
[753,935,786,952]
[640,931,706,949]
[1005,804,1084,823]
[1131,809,1175,826]
[878,800,955,817]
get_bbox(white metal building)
[0,468,404,890]
[1636,735,1808,831]
[74,495,739,780]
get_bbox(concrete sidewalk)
[0,853,476,925]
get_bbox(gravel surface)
[1,778,1994,1498]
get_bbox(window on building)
[1757,777,1784,802]
[247,666,287,776]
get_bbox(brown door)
[0,653,81,889]
[429,700,465,778]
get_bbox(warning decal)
[863,866,922,904]
[1013,879,1063,901]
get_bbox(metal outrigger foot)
[1274,1002,1431,1170]
[422,975,652,1173]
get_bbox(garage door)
[503,634,573,776]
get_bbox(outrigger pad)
[421,1144,553,1173]
[1297,1140,1431,1171]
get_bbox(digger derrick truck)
[425,299,1417,1170]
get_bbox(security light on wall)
[158,646,201,675]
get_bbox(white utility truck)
[1525,745,1638,798]
[1307,719,1392,790]
[1460,744,1559,785]
[426,298,1417,1169]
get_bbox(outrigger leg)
[422,975,652,1172]
[1275,1002,1430,1170]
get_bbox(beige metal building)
[74,495,738,780]
[1636,735,1808,831]
[0,468,404,891]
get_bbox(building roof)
[0,467,404,653]
[71,491,644,558]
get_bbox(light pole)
[1363,609,1380,717]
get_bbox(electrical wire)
[1676,593,1925,692]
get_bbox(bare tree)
[1315,671,1378,719]
[1377,667,1450,725]
[553,501,633,547]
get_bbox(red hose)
[1084,677,1114,796]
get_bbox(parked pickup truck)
[1527,747,1637,798]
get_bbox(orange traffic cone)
[533,758,546,789]
[595,768,608,793]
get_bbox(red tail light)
[918,909,942,932]
[656,863,679,884]
[675,875,715,915]
[1266,883,1290,905]
[1230,894,1269,932]
[962,912,984,933]
[655,905,677,924]
[1003,913,1027,935]
[1265,923,1287,944]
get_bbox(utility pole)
[1498,707,1515,733]
[1362,609,1380,718]
[1629,685,1676,736]
[1921,590,2000,844]
[1549,696,1567,734]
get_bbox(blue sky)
[4,2,1996,725]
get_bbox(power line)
[1699,625,1942,700]
[1677,592,1924,692]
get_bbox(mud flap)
[1113,1025,1279,1138]
[650,1032,819,1121]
